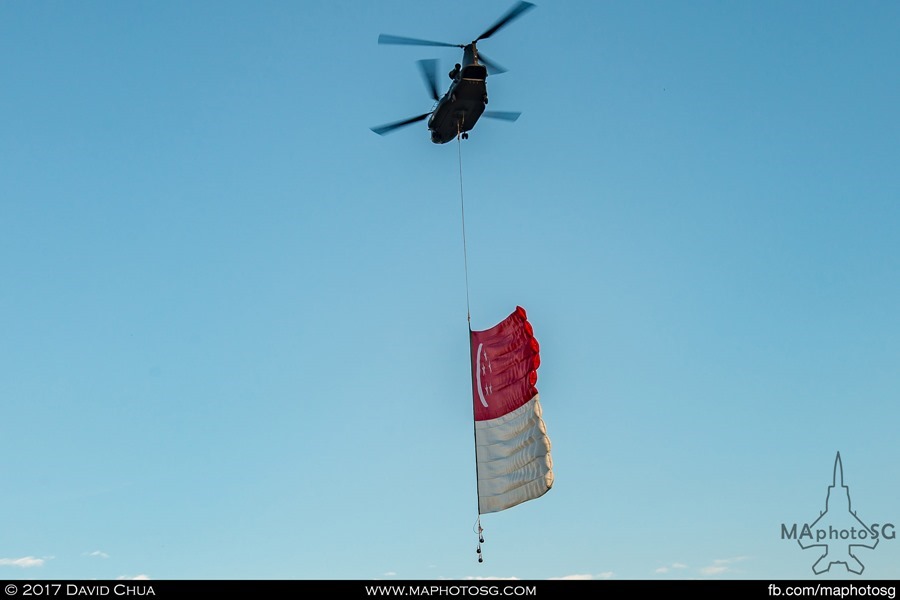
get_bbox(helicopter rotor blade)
[370,112,432,136]
[477,53,507,75]
[476,1,535,41]
[482,110,521,122]
[378,34,462,48]
[417,59,440,101]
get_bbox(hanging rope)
[457,124,471,327]
[457,122,484,563]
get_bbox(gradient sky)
[2,0,899,581]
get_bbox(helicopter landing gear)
[483,94,489,105]
[462,132,469,139]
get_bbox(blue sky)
[2,0,899,581]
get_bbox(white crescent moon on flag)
[475,342,489,408]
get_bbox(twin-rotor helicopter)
[370,1,535,144]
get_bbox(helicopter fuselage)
[428,62,488,144]
[371,2,534,143]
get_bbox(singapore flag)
[470,306,553,514]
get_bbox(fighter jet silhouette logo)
[799,452,878,575]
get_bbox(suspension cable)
[457,124,471,326]
[458,123,484,564]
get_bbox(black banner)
[2,580,898,599]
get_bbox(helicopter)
[370,1,535,144]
